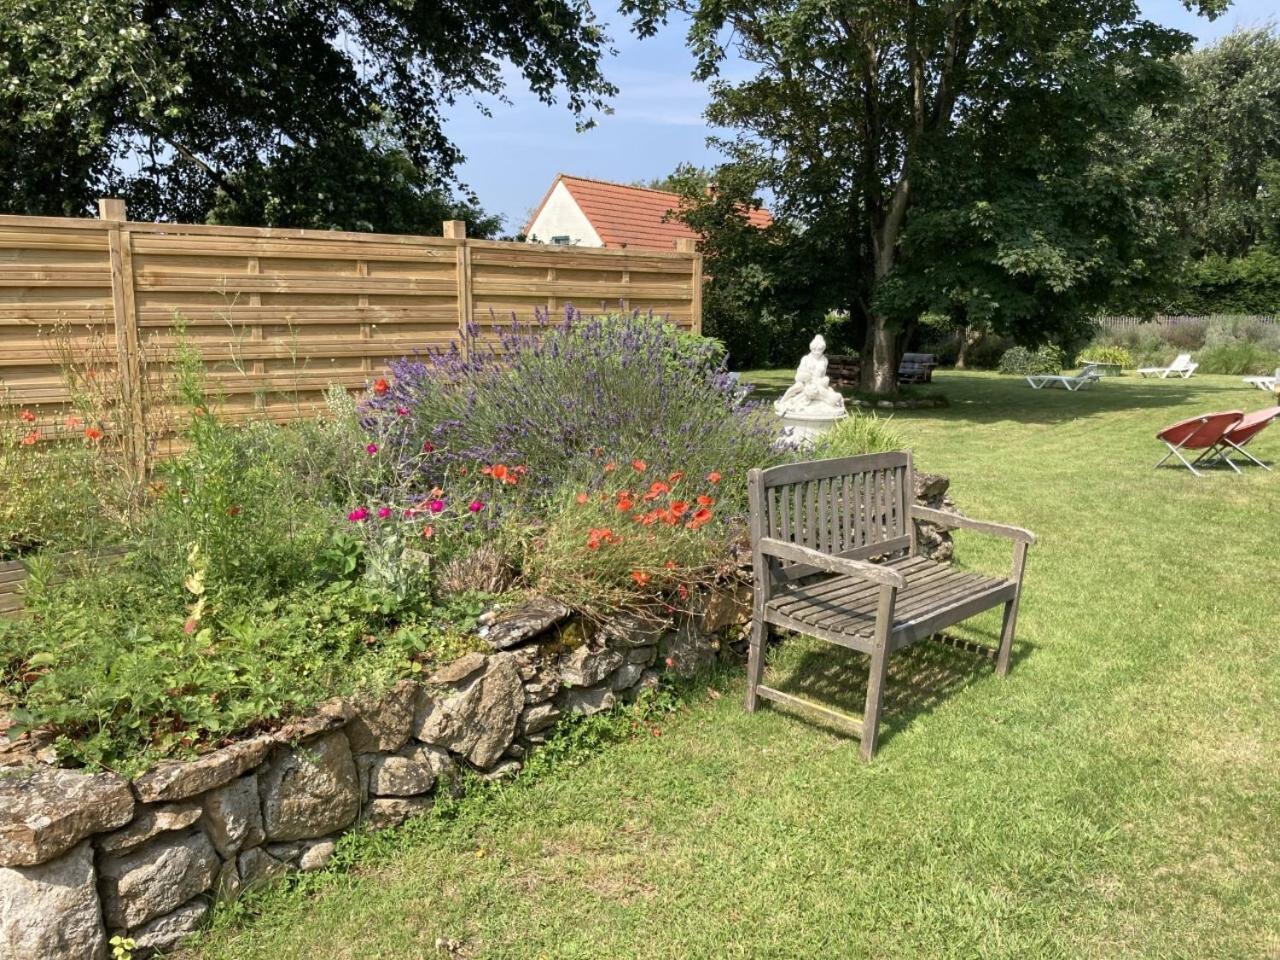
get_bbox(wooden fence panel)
[0,204,702,465]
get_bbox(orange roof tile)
[526,174,772,251]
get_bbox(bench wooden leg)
[859,643,890,761]
[997,540,1029,677]
[745,617,767,712]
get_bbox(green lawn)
[186,372,1280,960]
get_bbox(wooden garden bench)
[745,451,1035,759]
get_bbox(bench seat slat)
[765,556,1012,645]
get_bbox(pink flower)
[183,618,198,635]
[366,443,378,456]
[377,506,392,519]
[396,406,409,417]
[422,441,434,453]
[347,507,369,522]
[428,499,445,514]
[468,500,485,513]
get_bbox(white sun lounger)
[1026,364,1102,391]
[1137,353,1198,379]
[1242,368,1279,392]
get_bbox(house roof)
[525,174,773,251]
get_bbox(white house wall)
[525,182,604,247]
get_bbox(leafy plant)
[811,414,906,459]
[998,345,1065,376]
[1076,345,1133,369]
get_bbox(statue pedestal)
[776,408,847,445]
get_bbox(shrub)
[1194,341,1280,375]
[1076,345,1133,369]
[997,345,1064,375]
[812,414,906,458]
[363,308,779,513]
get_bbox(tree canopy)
[0,0,616,235]
[629,0,1229,389]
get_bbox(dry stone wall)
[0,596,745,960]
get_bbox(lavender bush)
[360,308,779,514]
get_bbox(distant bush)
[1077,345,1133,369]
[812,414,906,459]
[1194,342,1280,375]
[998,345,1064,375]
[1174,250,1280,315]
[1090,315,1280,372]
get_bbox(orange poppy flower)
[616,498,634,511]
[19,409,35,423]
[575,492,589,505]
[490,464,509,481]
[686,507,713,530]
[631,459,647,473]
[20,431,39,446]
[604,461,617,473]
[670,500,689,516]
[84,426,103,442]
[697,495,715,507]
[668,471,684,483]
[630,570,651,586]
[706,471,722,484]
[421,525,435,539]
[373,377,390,395]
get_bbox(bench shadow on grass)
[765,630,1033,748]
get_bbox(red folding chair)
[1154,411,1243,476]
[1197,406,1280,472]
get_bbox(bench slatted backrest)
[751,452,914,581]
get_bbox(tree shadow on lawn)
[882,374,1264,429]
[765,629,1030,747]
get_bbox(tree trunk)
[860,314,898,394]
[955,324,980,369]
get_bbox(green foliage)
[1194,342,1280,376]
[1173,249,1280,314]
[811,415,906,459]
[1156,27,1280,261]
[632,0,1209,391]
[1077,345,1134,369]
[0,0,614,229]
[0,563,487,774]
[998,345,1066,376]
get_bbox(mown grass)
[185,372,1280,960]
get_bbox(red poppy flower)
[677,584,689,600]
[686,507,713,530]
[84,426,103,441]
[64,415,82,428]
[697,495,715,507]
[631,459,647,473]
[19,409,35,423]
[670,500,689,516]
[604,461,617,473]
[668,471,684,483]
[706,471,722,484]
[575,492,589,505]
[631,570,651,586]
[617,498,634,511]
[421,525,435,539]
[423,441,435,453]
[373,377,390,395]
[20,431,39,446]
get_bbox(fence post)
[674,238,703,335]
[444,220,472,357]
[99,198,147,482]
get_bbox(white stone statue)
[774,335,847,418]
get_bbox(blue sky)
[442,1,1277,232]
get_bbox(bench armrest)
[757,537,905,588]
[911,506,1036,545]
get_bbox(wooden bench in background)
[745,452,1035,759]
[898,352,938,384]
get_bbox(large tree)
[630,0,1225,393]
[1160,26,1280,260]
[0,0,616,234]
